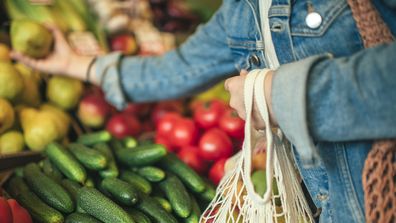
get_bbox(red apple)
[77,94,111,128]
[110,34,138,55]
[106,113,141,139]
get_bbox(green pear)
[0,131,24,154]
[20,107,59,151]
[47,76,83,110]
[0,98,15,134]
[14,64,41,107]
[11,19,53,58]
[14,62,41,85]
[40,103,70,138]
[0,61,24,101]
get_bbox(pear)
[0,61,24,101]
[40,103,70,138]
[47,76,83,110]
[11,20,53,58]
[0,131,24,155]
[20,107,59,151]
[0,98,15,134]
[14,64,41,107]
[14,63,41,85]
[0,43,11,61]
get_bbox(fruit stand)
[0,1,272,223]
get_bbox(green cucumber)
[45,142,87,183]
[6,176,29,197]
[153,196,172,213]
[77,187,134,223]
[183,195,201,223]
[122,137,138,149]
[198,180,216,203]
[101,178,139,206]
[61,179,82,203]
[84,176,95,188]
[68,143,107,170]
[159,154,206,193]
[42,159,63,183]
[159,174,192,218]
[77,131,112,146]
[125,209,151,223]
[17,191,64,223]
[23,163,74,213]
[136,195,178,223]
[65,213,101,223]
[120,171,152,194]
[115,144,167,167]
[93,143,119,178]
[137,166,166,182]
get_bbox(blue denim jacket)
[96,0,396,222]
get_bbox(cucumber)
[159,154,206,193]
[42,159,63,183]
[17,191,64,223]
[65,213,101,223]
[137,166,166,182]
[77,131,112,146]
[45,142,87,183]
[85,176,95,188]
[61,179,82,203]
[136,195,178,223]
[122,137,138,149]
[6,176,30,197]
[110,139,126,152]
[93,143,119,178]
[101,178,139,206]
[23,163,74,213]
[198,180,216,203]
[125,209,151,223]
[115,144,167,167]
[183,195,201,223]
[68,143,108,170]
[77,187,134,223]
[159,174,192,218]
[153,196,172,213]
[120,171,152,194]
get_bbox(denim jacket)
[96,0,396,222]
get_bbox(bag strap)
[347,0,394,47]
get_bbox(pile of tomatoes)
[155,99,245,185]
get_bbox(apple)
[110,34,138,55]
[106,113,141,139]
[77,94,111,128]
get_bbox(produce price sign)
[68,32,103,56]
[29,0,53,5]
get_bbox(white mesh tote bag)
[200,69,315,223]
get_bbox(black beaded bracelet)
[86,57,97,83]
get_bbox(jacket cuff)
[95,52,127,110]
[272,54,330,167]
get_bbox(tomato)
[219,109,245,139]
[209,158,227,185]
[7,199,33,223]
[199,128,233,161]
[177,146,208,174]
[156,112,181,137]
[106,113,141,139]
[0,197,12,223]
[169,118,198,148]
[193,100,227,130]
[123,102,152,118]
[155,134,178,152]
[151,100,184,125]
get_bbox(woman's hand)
[10,25,95,82]
[224,69,277,130]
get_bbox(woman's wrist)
[264,70,278,126]
[66,55,98,84]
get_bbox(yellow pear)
[0,98,15,134]
[47,76,83,110]
[14,64,42,107]
[14,63,41,85]
[0,61,24,101]
[40,103,70,138]
[0,43,11,61]
[0,131,24,154]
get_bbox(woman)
[12,0,396,222]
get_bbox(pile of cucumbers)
[5,131,216,223]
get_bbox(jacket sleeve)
[272,42,396,166]
[95,2,236,110]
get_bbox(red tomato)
[177,146,208,174]
[219,109,245,139]
[0,197,12,223]
[106,113,141,139]
[7,199,33,223]
[155,134,178,152]
[123,102,152,118]
[170,118,198,148]
[193,100,227,130]
[209,158,227,185]
[151,100,184,125]
[156,112,181,138]
[199,128,233,161]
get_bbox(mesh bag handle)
[346,1,395,222]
